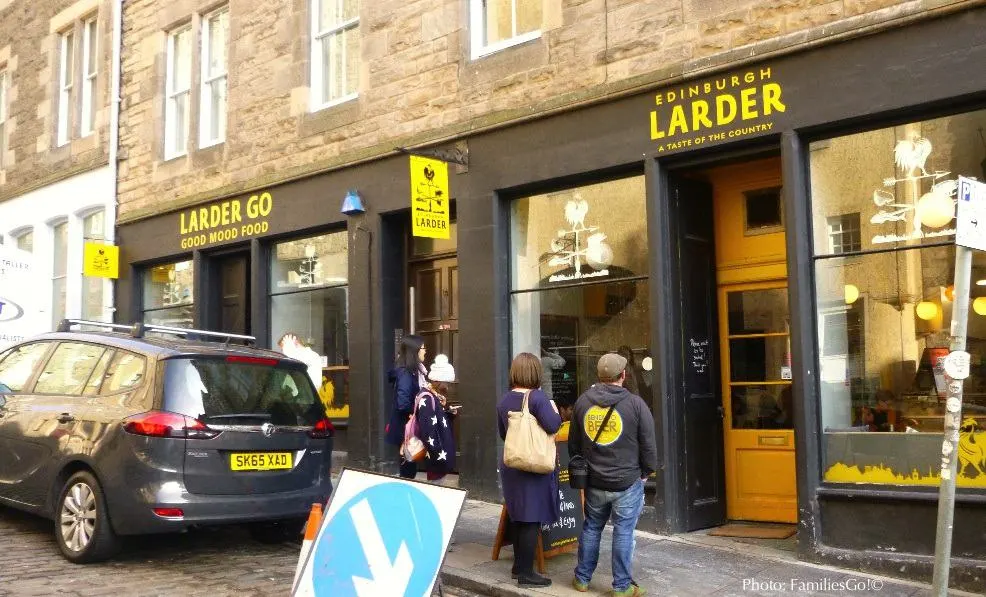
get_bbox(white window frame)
[12,227,33,253]
[309,0,359,112]
[165,26,192,160]
[199,7,228,148]
[827,213,862,254]
[0,69,7,169]
[80,16,98,137]
[470,0,542,60]
[51,219,69,329]
[57,30,75,147]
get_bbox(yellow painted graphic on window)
[824,425,986,488]
[583,406,623,446]
[83,242,119,279]
[410,156,450,240]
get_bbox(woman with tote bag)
[496,352,562,588]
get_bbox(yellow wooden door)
[718,280,797,523]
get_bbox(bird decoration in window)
[543,193,613,282]
[870,135,958,243]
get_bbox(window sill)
[471,30,542,61]
[310,93,358,114]
[817,483,986,503]
[162,151,188,163]
[198,138,224,151]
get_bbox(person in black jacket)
[385,335,427,479]
[569,353,657,597]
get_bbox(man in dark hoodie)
[569,352,657,597]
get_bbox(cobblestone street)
[0,504,472,597]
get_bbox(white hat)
[428,354,456,383]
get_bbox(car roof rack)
[57,319,257,345]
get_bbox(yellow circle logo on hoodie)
[583,405,623,446]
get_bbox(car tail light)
[226,355,279,366]
[153,508,184,519]
[124,411,219,439]
[308,418,334,439]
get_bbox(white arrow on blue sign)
[293,469,466,597]
[956,176,986,252]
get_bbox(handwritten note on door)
[690,338,709,374]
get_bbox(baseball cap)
[597,352,628,381]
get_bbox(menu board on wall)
[540,315,580,407]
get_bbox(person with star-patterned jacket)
[415,354,457,483]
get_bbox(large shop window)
[142,260,194,328]
[510,177,652,409]
[270,231,350,423]
[81,210,105,320]
[811,108,986,489]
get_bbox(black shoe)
[517,573,552,587]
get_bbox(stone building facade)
[114,0,961,222]
[0,0,118,336]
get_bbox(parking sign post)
[931,176,985,596]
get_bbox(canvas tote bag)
[503,390,557,474]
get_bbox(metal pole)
[931,244,973,596]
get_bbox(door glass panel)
[34,343,106,395]
[730,384,793,430]
[727,289,789,334]
[416,269,442,320]
[729,336,791,382]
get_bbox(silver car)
[0,320,334,563]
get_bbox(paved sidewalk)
[441,500,977,597]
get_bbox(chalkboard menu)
[540,442,584,552]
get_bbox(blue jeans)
[575,479,645,592]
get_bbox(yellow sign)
[410,155,450,239]
[83,242,119,279]
[648,66,786,153]
[178,191,273,250]
[583,405,624,446]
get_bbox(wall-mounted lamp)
[844,284,860,305]
[974,297,986,316]
[341,190,365,215]
[916,301,939,321]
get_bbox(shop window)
[269,231,350,424]
[200,7,228,147]
[827,213,861,254]
[142,260,194,328]
[510,176,652,409]
[51,220,68,329]
[471,0,542,59]
[82,210,105,320]
[310,0,359,111]
[744,187,783,233]
[810,108,986,489]
[165,25,192,159]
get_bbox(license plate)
[230,452,293,471]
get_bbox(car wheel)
[55,471,120,563]
[248,518,305,544]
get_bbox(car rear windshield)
[163,357,324,426]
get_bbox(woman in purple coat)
[496,352,562,588]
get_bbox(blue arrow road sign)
[311,481,444,597]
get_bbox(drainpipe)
[107,0,123,323]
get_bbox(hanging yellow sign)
[410,155,450,239]
[83,242,119,279]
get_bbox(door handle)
[717,405,725,419]
[57,413,75,424]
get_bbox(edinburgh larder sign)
[648,66,786,153]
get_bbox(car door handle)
[57,413,75,424]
